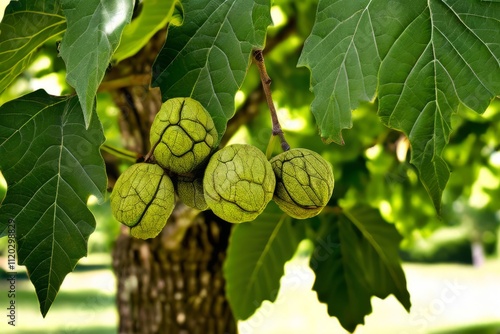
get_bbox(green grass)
[432,322,500,334]
[16,326,116,334]
[1,253,499,333]
[0,258,117,334]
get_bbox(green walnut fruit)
[150,97,218,174]
[176,174,208,211]
[270,148,334,219]
[110,163,175,239]
[203,144,276,223]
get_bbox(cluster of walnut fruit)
[111,98,334,239]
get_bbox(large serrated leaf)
[152,0,272,143]
[223,202,305,320]
[297,0,380,145]
[311,205,410,332]
[0,90,107,316]
[310,214,372,332]
[59,0,134,128]
[343,206,410,310]
[0,0,66,94]
[378,0,500,211]
[299,0,500,211]
[112,0,178,64]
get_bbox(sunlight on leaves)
[300,0,500,211]
[0,0,66,95]
[378,1,500,211]
[113,0,178,63]
[59,0,134,127]
[298,0,380,145]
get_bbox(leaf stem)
[253,49,290,152]
[321,206,343,215]
[265,134,278,160]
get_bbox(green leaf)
[0,0,66,94]
[378,1,500,211]
[0,90,107,316]
[112,0,178,64]
[310,213,371,332]
[59,0,134,127]
[223,202,305,320]
[297,1,380,145]
[152,0,272,143]
[299,0,500,211]
[344,206,411,309]
[311,205,410,332]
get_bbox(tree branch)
[253,49,290,151]
[98,74,151,92]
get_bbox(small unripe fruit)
[203,144,276,223]
[270,148,334,219]
[110,163,175,239]
[150,97,217,174]
[176,174,208,211]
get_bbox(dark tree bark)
[104,30,237,334]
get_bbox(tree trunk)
[105,29,237,334]
[112,207,236,334]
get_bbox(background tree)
[0,0,499,333]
